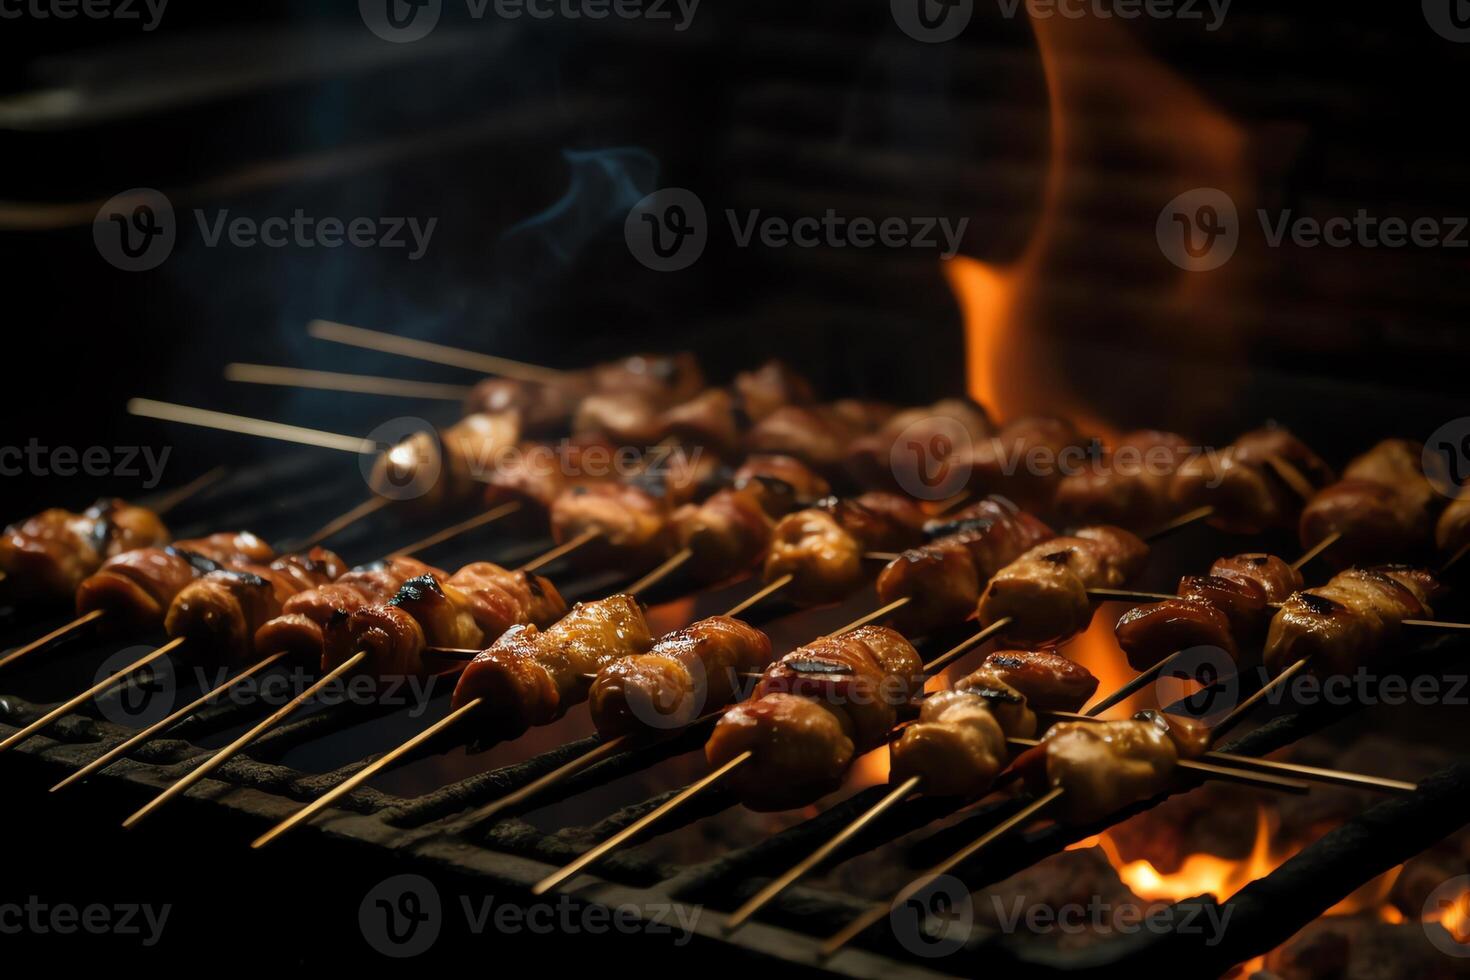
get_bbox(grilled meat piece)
[463,376,589,434]
[1264,566,1443,679]
[673,488,773,583]
[588,616,772,736]
[370,412,521,509]
[762,493,924,606]
[1032,718,1180,825]
[447,562,566,635]
[660,388,742,457]
[590,351,705,410]
[1052,430,1193,530]
[548,483,673,572]
[1133,709,1213,759]
[1,499,170,602]
[845,398,994,492]
[708,626,923,811]
[733,454,831,517]
[1300,440,1438,567]
[1171,426,1331,535]
[977,526,1150,644]
[1208,553,1303,604]
[889,689,1010,797]
[573,392,665,447]
[733,360,816,423]
[978,649,1099,712]
[745,406,856,473]
[322,573,486,677]
[165,565,302,665]
[451,595,654,739]
[963,417,1086,511]
[254,556,443,660]
[877,500,1054,636]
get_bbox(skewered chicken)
[764,494,927,605]
[705,626,924,811]
[962,416,1087,511]
[323,564,569,680]
[548,482,675,573]
[732,454,831,516]
[588,616,772,736]
[845,398,994,492]
[1171,426,1332,535]
[1028,718,1182,825]
[976,526,1150,644]
[165,548,349,664]
[1300,439,1439,567]
[977,649,1099,712]
[876,498,1054,636]
[1052,430,1193,530]
[254,555,446,660]
[369,412,521,509]
[1114,553,1302,670]
[2,499,171,602]
[450,594,653,739]
[672,488,773,583]
[74,532,275,635]
[1264,566,1443,679]
[733,360,816,424]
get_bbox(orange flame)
[952,11,1247,432]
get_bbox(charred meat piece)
[588,616,771,736]
[1265,566,1443,679]
[732,454,830,517]
[978,649,1099,712]
[1133,709,1213,759]
[165,565,302,665]
[548,483,673,572]
[708,626,922,811]
[1208,553,1303,604]
[447,562,566,634]
[977,526,1150,644]
[1,499,170,602]
[254,556,443,661]
[322,573,485,677]
[1300,440,1438,567]
[762,493,923,606]
[451,595,654,739]
[745,406,856,473]
[76,547,212,636]
[877,499,1054,636]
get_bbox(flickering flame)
[952,11,1247,432]
[1091,806,1405,924]
[1066,607,1145,716]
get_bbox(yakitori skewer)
[306,320,568,385]
[819,714,1314,958]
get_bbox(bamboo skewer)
[144,465,230,516]
[819,788,1066,958]
[518,530,600,573]
[626,548,694,597]
[1292,531,1342,571]
[122,652,367,829]
[723,574,794,618]
[826,597,912,637]
[225,363,472,401]
[1139,504,1216,541]
[50,650,293,792]
[250,696,485,849]
[387,502,523,558]
[296,496,393,550]
[0,638,183,753]
[531,750,754,896]
[0,609,107,672]
[307,320,565,385]
[127,399,376,454]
